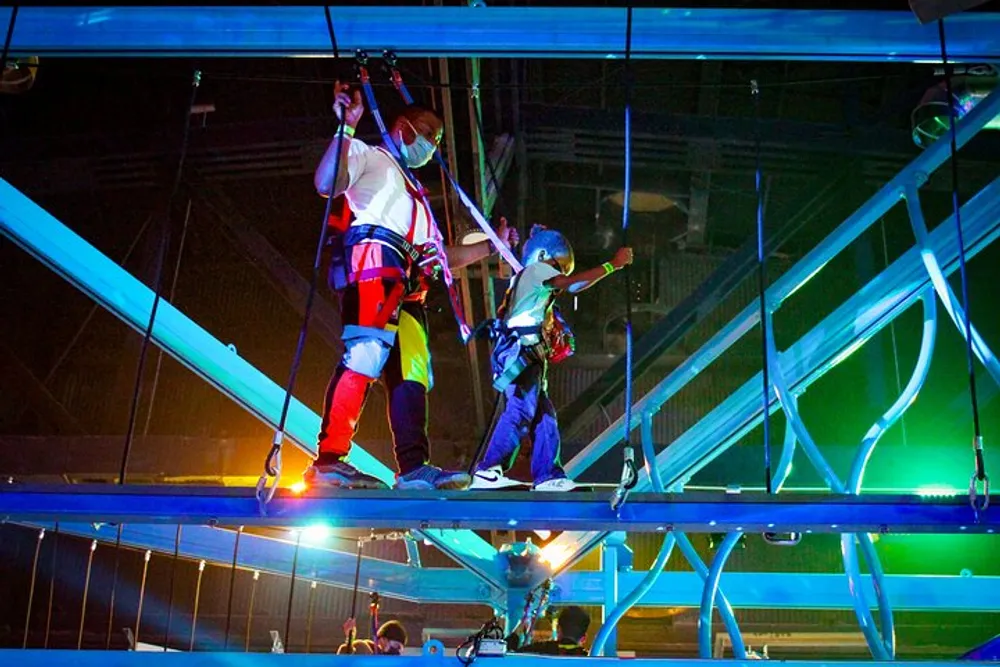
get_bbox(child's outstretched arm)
[548,247,633,294]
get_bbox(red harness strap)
[374,147,470,338]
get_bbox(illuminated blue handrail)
[547,174,1000,571]
[838,292,936,662]
[564,86,1000,483]
[765,311,847,495]
[676,532,746,659]
[698,531,746,659]
[903,185,1000,388]
[590,534,676,657]
[847,290,938,494]
[842,532,895,660]
[774,400,798,493]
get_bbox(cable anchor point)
[970,435,990,513]
[610,446,639,511]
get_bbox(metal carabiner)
[969,472,990,513]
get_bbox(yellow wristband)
[338,125,356,138]
[602,261,615,275]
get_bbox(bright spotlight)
[299,524,332,544]
[289,481,307,494]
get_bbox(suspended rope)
[344,538,364,653]
[42,522,59,649]
[353,51,471,342]
[0,5,18,74]
[223,526,244,649]
[257,5,342,510]
[283,531,303,652]
[611,5,638,512]
[162,525,182,651]
[938,19,989,513]
[22,528,44,648]
[383,51,523,273]
[104,524,124,648]
[119,68,202,485]
[752,78,774,494]
[143,198,194,437]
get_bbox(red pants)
[317,242,433,475]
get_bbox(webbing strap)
[388,59,523,273]
[356,53,471,341]
[345,224,421,263]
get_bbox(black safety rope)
[752,78,773,494]
[257,5,343,507]
[0,5,17,75]
[162,525,182,651]
[611,5,638,511]
[223,526,243,649]
[344,538,364,653]
[938,19,989,512]
[119,68,202,485]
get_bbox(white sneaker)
[533,477,577,492]
[470,466,527,490]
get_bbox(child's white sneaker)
[533,477,577,492]
[470,466,528,490]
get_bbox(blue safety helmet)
[521,226,575,275]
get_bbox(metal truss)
[3,7,1000,660]
[4,6,1000,61]
[2,485,995,534]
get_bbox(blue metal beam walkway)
[2,485,996,534]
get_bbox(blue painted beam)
[3,485,996,534]
[4,7,1000,61]
[0,177,501,589]
[0,651,989,666]
[23,522,998,612]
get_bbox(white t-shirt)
[505,261,563,329]
[343,139,434,246]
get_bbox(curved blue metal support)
[903,184,1000,388]
[837,289,936,661]
[773,402,798,493]
[674,532,747,659]
[640,411,665,494]
[589,533,676,657]
[841,533,894,660]
[847,289,938,494]
[764,312,847,493]
[698,531,744,659]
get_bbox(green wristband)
[338,125,356,138]
[602,261,615,275]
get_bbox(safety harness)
[473,269,576,392]
[341,52,471,341]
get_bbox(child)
[471,226,633,491]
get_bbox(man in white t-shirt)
[304,81,516,491]
[471,226,632,492]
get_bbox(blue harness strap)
[354,52,471,342]
[385,53,523,274]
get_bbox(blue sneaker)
[303,460,388,490]
[395,464,471,490]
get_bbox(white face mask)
[398,120,437,168]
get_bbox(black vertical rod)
[22,528,45,648]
